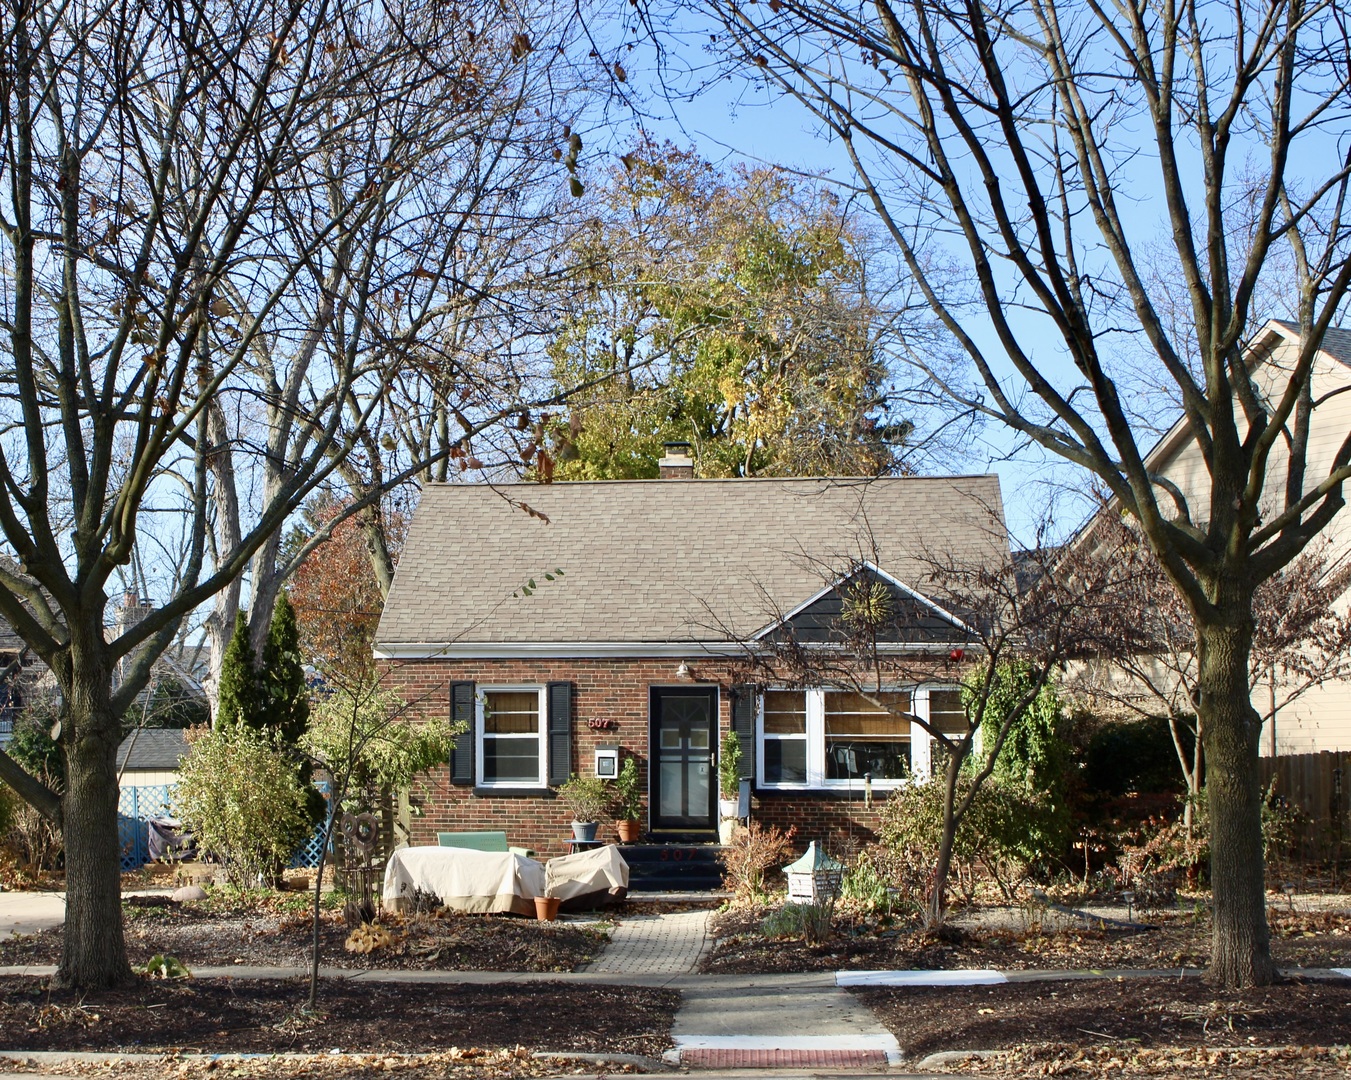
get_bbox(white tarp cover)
[545,845,630,903]
[383,846,546,917]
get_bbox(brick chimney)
[658,442,695,480]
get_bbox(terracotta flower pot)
[534,896,561,921]
[616,819,641,843]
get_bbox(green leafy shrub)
[877,770,1058,901]
[304,681,453,813]
[971,662,1073,872]
[142,954,192,979]
[1081,715,1189,798]
[719,730,742,801]
[613,756,643,821]
[174,726,311,890]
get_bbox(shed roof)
[376,475,1008,651]
[116,728,189,772]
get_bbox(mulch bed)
[0,976,678,1057]
[856,976,1351,1058]
[940,1046,1351,1079]
[701,904,1351,974]
[0,897,608,973]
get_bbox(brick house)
[375,449,1009,861]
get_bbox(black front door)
[650,687,717,833]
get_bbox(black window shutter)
[732,684,756,782]
[547,682,572,786]
[450,681,476,786]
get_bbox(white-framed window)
[476,686,547,788]
[756,685,969,789]
[762,690,809,786]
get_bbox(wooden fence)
[1259,752,1349,860]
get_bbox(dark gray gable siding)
[766,569,971,646]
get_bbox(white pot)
[719,798,739,820]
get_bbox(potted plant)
[612,755,643,843]
[534,892,561,921]
[718,730,743,843]
[557,773,612,842]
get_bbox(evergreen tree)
[261,595,309,744]
[262,594,325,829]
[215,612,259,730]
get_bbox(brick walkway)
[583,908,711,975]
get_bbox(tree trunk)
[57,664,131,989]
[1197,608,1274,988]
[926,758,961,929]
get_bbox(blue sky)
[617,65,1097,547]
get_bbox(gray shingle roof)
[376,475,1008,647]
[1272,320,1351,366]
[116,728,189,772]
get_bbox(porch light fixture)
[675,661,692,679]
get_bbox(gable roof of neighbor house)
[1142,319,1351,473]
[376,475,1008,655]
[116,728,189,772]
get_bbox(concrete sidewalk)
[0,890,65,940]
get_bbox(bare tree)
[1067,513,1351,829]
[186,1,599,707]
[0,0,586,989]
[670,0,1351,986]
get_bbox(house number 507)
[587,718,615,730]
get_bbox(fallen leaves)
[953,1044,1351,1078]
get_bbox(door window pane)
[659,761,684,817]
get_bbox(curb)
[914,1049,1005,1069]
[534,1050,673,1070]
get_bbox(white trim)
[835,969,1007,987]
[373,639,971,660]
[748,560,976,640]
[756,691,811,791]
[475,685,547,789]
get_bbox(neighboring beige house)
[1079,320,1351,757]
[115,728,189,789]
